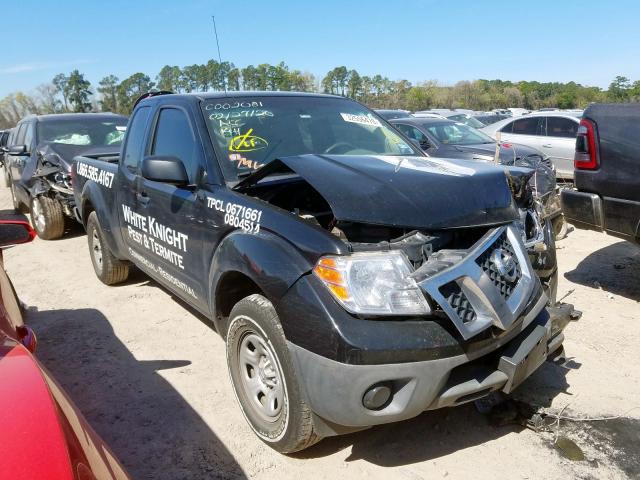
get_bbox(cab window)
[546,117,578,138]
[500,121,513,134]
[22,123,34,151]
[510,117,543,136]
[395,124,430,145]
[13,124,27,146]
[151,108,200,183]
[123,106,151,172]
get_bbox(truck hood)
[235,154,520,229]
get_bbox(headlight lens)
[313,251,431,315]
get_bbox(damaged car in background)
[73,92,577,454]
[5,113,128,239]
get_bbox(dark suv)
[5,113,128,239]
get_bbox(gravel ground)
[3,185,639,480]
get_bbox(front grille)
[439,282,477,324]
[416,224,537,340]
[475,231,521,299]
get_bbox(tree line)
[1,58,639,129]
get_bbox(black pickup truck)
[562,103,640,244]
[73,91,570,453]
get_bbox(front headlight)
[313,251,431,315]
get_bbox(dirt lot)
[2,185,639,480]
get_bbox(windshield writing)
[201,96,418,182]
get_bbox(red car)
[0,218,129,480]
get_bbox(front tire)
[226,294,320,453]
[86,211,130,285]
[30,196,65,240]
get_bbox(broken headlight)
[313,251,431,315]
[53,172,72,189]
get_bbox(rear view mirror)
[0,220,36,247]
[8,145,27,156]
[141,156,190,186]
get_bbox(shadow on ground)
[564,240,640,301]
[27,307,246,480]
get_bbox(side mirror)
[141,156,190,186]
[0,220,36,247]
[8,145,28,156]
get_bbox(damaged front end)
[235,154,568,341]
[29,144,76,218]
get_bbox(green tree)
[52,73,69,111]
[227,68,241,91]
[156,65,182,92]
[97,75,119,112]
[64,70,92,112]
[346,70,363,99]
[117,73,155,114]
[608,75,631,102]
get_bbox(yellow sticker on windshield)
[229,128,268,153]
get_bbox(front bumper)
[289,294,564,430]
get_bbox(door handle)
[542,144,553,148]
[136,191,150,206]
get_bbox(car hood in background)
[38,143,121,172]
[236,154,519,229]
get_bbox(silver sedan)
[481,112,581,180]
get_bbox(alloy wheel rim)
[32,199,46,232]
[237,331,284,422]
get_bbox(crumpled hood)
[37,143,120,172]
[237,154,520,229]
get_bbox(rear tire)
[86,211,130,285]
[226,294,320,453]
[30,196,65,240]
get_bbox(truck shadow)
[564,240,640,301]
[296,360,573,466]
[26,307,247,480]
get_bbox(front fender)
[208,229,314,317]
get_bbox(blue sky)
[1,0,639,97]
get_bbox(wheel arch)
[208,230,314,337]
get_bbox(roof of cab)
[139,91,344,105]
[20,112,128,123]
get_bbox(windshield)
[37,118,128,146]
[201,96,419,182]
[425,122,495,146]
[447,114,486,129]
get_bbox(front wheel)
[86,211,130,285]
[226,294,320,453]
[30,196,65,240]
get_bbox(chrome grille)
[417,224,538,340]
[440,282,477,324]
[475,232,522,299]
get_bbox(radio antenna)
[211,16,227,93]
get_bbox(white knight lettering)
[148,217,188,252]
[121,204,190,269]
